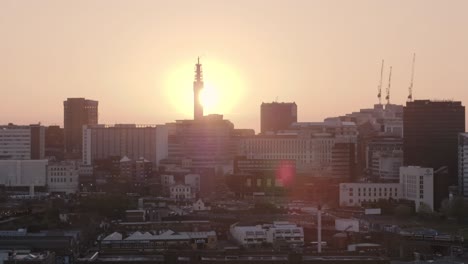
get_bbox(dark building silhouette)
[331,142,356,180]
[260,102,297,134]
[63,98,98,159]
[228,156,296,198]
[193,58,204,120]
[403,100,465,209]
[45,125,64,161]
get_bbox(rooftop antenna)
[385,66,392,105]
[377,60,384,105]
[407,53,416,102]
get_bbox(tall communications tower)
[194,57,204,120]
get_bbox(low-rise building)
[0,160,48,188]
[99,230,217,251]
[339,182,401,207]
[47,162,79,194]
[4,251,55,264]
[230,225,266,247]
[193,199,211,211]
[230,221,304,248]
[339,166,434,211]
[170,184,194,200]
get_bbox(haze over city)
[2,0,468,131]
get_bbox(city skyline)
[2,0,468,132]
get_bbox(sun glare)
[164,58,244,117]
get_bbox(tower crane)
[385,66,392,105]
[407,53,416,102]
[377,60,384,105]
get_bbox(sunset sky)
[1,0,468,132]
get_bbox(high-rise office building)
[458,133,468,197]
[403,100,465,208]
[0,124,45,160]
[260,102,297,134]
[63,98,98,158]
[45,125,64,161]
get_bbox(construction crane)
[377,60,384,105]
[407,53,416,102]
[385,66,392,105]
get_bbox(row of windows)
[49,172,74,176]
[171,188,190,193]
[350,187,398,192]
[50,177,73,183]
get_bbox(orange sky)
[1,0,468,132]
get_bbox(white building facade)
[230,221,304,247]
[339,182,401,207]
[400,166,434,211]
[47,162,79,194]
[339,166,434,211]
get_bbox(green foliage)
[78,194,131,219]
[252,202,284,214]
[394,204,413,218]
[440,197,468,223]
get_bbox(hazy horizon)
[1,0,468,132]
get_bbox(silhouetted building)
[239,120,357,175]
[260,102,297,134]
[63,98,98,159]
[0,229,79,262]
[119,156,153,183]
[366,136,403,182]
[0,124,45,160]
[331,142,356,180]
[45,125,64,161]
[458,133,468,197]
[166,115,236,169]
[4,251,55,264]
[229,157,296,197]
[194,58,204,120]
[403,100,465,209]
[83,124,168,167]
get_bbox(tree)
[394,204,413,218]
[417,202,434,220]
[448,197,468,223]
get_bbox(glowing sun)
[164,57,245,117]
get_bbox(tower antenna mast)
[385,66,392,105]
[407,53,416,102]
[377,60,384,105]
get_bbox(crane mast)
[377,60,384,105]
[385,66,392,105]
[407,53,416,102]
